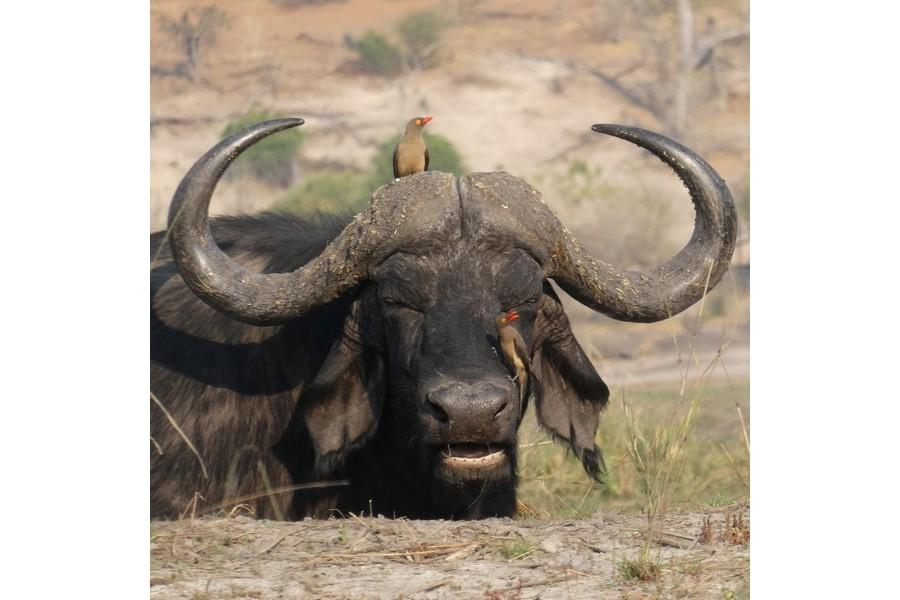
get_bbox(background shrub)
[345,32,403,77]
[273,171,370,215]
[396,11,445,68]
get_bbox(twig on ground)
[239,535,288,565]
[647,530,698,549]
[308,542,479,563]
[580,539,610,553]
[406,577,453,595]
[489,571,587,593]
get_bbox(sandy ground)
[151,506,748,599]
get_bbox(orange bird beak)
[506,309,519,322]
[421,116,433,125]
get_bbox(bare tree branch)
[585,67,666,122]
[694,27,750,70]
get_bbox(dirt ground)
[150,506,748,599]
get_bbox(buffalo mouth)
[438,444,508,470]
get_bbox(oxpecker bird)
[393,116,432,179]
[495,309,531,404]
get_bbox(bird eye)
[502,296,539,314]
[415,119,422,125]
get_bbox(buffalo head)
[162,119,736,518]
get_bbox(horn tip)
[591,123,627,136]
[260,117,305,132]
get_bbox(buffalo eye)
[378,286,428,314]
[382,296,424,314]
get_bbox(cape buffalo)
[151,118,737,520]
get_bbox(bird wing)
[513,333,531,374]
[392,144,400,178]
[424,147,430,172]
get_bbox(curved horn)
[549,125,738,322]
[167,118,369,326]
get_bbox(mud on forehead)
[457,172,557,268]
[374,246,543,310]
[364,171,556,261]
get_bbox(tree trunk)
[673,0,695,137]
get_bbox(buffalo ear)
[301,302,384,471]
[532,289,610,481]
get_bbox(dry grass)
[524,257,748,516]
[150,390,208,480]
[619,271,744,578]
[514,272,750,591]
[700,510,750,546]
[516,381,749,517]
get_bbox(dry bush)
[724,510,750,544]
[396,11,446,69]
[344,10,447,77]
[699,510,749,545]
[699,515,715,544]
[157,6,229,81]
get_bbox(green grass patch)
[498,539,536,560]
[618,556,661,581]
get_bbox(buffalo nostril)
[492,399,509,419]
[425,397,450,424]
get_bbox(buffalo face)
[378,247,541,516]
[297,243,610,518]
